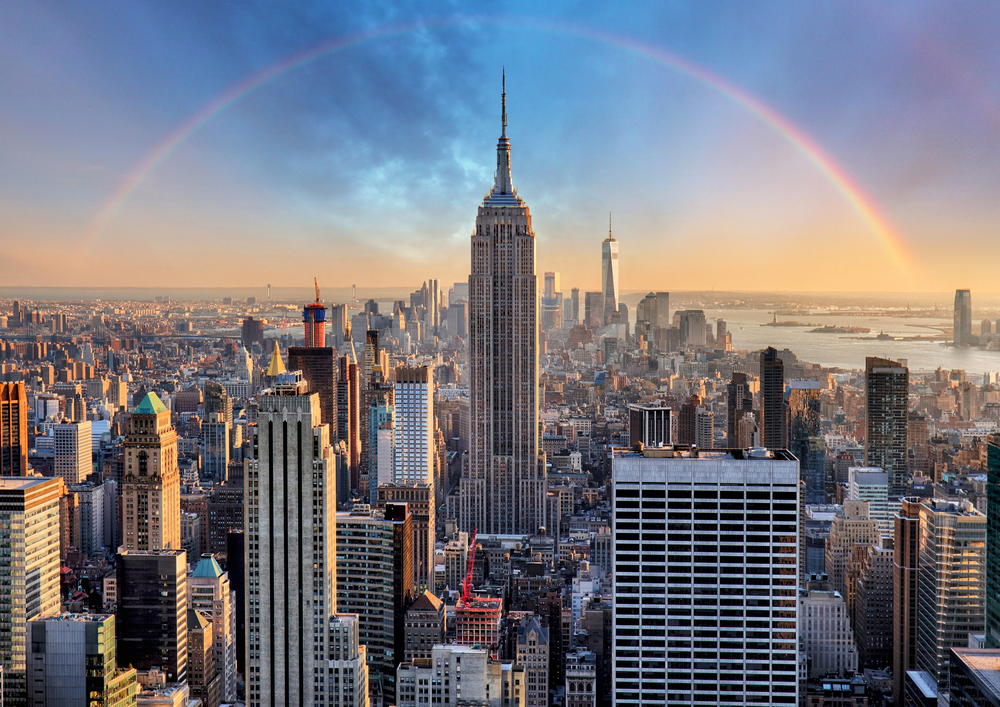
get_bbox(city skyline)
[3,4,999,291]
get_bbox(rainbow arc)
[80,16,912,272]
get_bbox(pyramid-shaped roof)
[265,341,286,376]
[408,590,444,612]
[191,554,224,579]
[135,392,168,415]
[188,608,211,631]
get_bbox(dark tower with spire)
[461,72,545,535]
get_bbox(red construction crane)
[462,528,477,604]
[314,276,321,304]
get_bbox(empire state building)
[460,74,546,535]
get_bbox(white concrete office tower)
[612,448,799,707]
[799,577,858,678]
[462,71,546,536]
[391,366,436,587]
[246,371,337,707]
[54,419,92,484]
[190,554,238,703]
[0,477,63,703]
[602,214,619,326]
[848,467,897,537]
[397,644,514,707]
[393,366,434,485]
[327,614,370,707]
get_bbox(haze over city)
[3,2,1000,291]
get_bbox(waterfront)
[708,309,1000,374]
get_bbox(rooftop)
[612,445,797,462]
[135,391,168,415]
[951,648,1000,698]
[0,476,59,491]
[32,612,113,624]
[409,590,444,613]
[191,554,224,579]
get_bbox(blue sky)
[2,1,998,291]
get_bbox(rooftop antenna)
[501,67,507,137]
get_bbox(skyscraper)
[117,550,189,684]
[987,436,1000,648]
[655,292,671,330]
[759,347,787,450]
[367,374,394,504]
[338,355,361,488]
[893,498,921,703]
[912,499,985,690]
[246,370,337,707]
[289,346,339,431]
[392,366,436,586]
[393,366,434,486]
[726,372,756,448]
[54,420,92,485]
[788,380,824,503]
[241,316,266,351]
[335,507,399,695]
[202,412,230,482]
[304,285,327,348]
[376,483,435,592]
[584,291,605,330]
[612,447,799,705]
[954,289,972,346]
[0,382,28,476]
[462,73,545,536]
[189,553,238,703]
[627,405,671,447]
[677,310,707,347]
[865,357,909,497]
[601,214,619,326]
[27,614,138,706]
[0,477,62,704]
[122,392,180,552]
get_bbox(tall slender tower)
[760,347,787,449]
[865,357,908,497]
[246,370,337,707]
[954,289,972,346]
[462,72,545,535]
[122,393,180,551]
[601,213,619,326]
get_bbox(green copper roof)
[192,554,224,579]
[135,392,168,415]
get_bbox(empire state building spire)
[492,69,514,198]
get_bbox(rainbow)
[81,16,912,271]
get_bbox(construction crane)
[314,276,321,304]
[462,528,477,604]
